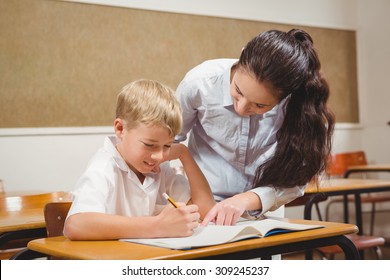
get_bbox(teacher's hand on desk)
[201,192,262,226]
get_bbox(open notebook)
[120,218,324,250]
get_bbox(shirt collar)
[247,97,288,121]
[263,95,289,118]
[222,60,236,107]
[105,136,129,172]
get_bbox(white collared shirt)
[176,59,305,215]
[67,136,191,218]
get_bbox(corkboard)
[0,0,358,128]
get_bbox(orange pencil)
[162,192,179,208]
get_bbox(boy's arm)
[170,144,216,219]
[63,203,200,240]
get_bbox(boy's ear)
[114,118,124,138]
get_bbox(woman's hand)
[201,196,246,226]
[201,192,262,226]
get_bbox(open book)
[120,218,324,250]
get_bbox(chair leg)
[374,246,383,260]
[314,249,335,260]
[325,199,340,221]
[9,248,48,260]
[325,200,332,221]
[343,194,349,223]
[370,202,376,236]
[314,203,323,221]
[318,247,383,260]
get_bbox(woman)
[175,29,335,225]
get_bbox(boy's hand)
[166,143,188,161]
[151,165,161,173]
[152,144,187,171]
[157,203,200,237]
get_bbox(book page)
[126,224,261,249]
[121,219,323,249]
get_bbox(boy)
[64,79,215,240]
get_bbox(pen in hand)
[163,192,179,208]
[163,193,203,228]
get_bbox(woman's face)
[230,68,280,117]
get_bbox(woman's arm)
[201,185,306,226]
[251,184,306,213]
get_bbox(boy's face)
[114,119,174,177]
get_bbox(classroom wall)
[357,0,390,166]
[0,0,358,127]
[0,0,359,189]
[353,0,390,238]
[0,0,389,235]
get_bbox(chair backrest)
[327,151,368,177]
[43,202,72,237]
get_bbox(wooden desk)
[0,190,48,197]
[1,208,45,232]
[0,191,71,251]
[304,178,390,235]
[342,164,390,236]
[25,219,360,260]
[344,164,390,177]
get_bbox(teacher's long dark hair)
[239,29,335,188]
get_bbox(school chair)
[316,234,384,260]
[317,151,387,259]
[1,191,70,259]
[9,201,72,260]
[325,151,390,235]
[44,202,72,237]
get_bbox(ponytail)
[243,29,335,188]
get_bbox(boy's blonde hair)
[116,79,182,136]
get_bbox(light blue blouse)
[176,59,305,215]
